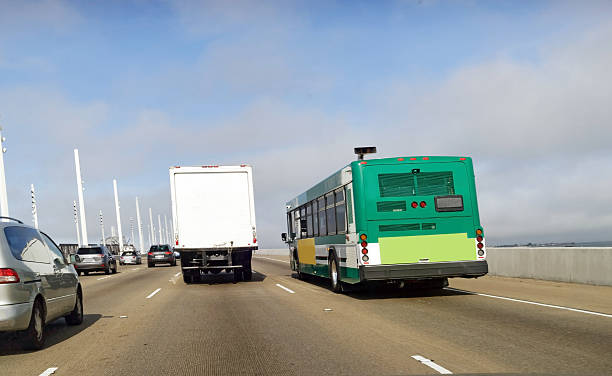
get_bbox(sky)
[0,0,611,248]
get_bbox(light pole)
[164,215,169,245]
[130,217,135,246]
[73,201,81,245]
[0,127,9,218]
[99,210,106,246]
[149,208,155,245]
[158,214,163,245]
[113,179,124,254]
[135,197,144,253]
[30,184,38,228]
[74,149,88,246]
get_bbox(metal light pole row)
[0,127,172,254]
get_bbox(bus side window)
[335,188,346,234]
[300,206,307,238]
[306,203,313,237]
[312,200,319,237]
[318,197,326,236]
[326,192,336,235]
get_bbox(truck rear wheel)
[243,266,252,281]
[233,268,243,283]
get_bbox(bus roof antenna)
[354,146,377,160]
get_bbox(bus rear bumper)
[359,260,488,281]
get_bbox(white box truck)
[169,165,258,284]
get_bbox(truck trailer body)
[169,165,257,283]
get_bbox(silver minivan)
[0,218,83,349]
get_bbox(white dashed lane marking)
[39,367,58,376]
[276,284,295,294]
[412,355,452,374]
[146,288,161,299]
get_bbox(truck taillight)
[176,240,179,245]
[0,268,19,284]
[253,238,257,243]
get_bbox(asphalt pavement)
[1,254,611,376]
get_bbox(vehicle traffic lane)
[0,261,181,376]
[82,266,439,376]
[252,256,612,375]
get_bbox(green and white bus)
[282,155,487,292]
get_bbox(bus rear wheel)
[329,253,342,293]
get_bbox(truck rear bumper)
[359,260,488,281]
[177,246,258,252]
[182,265,242,270]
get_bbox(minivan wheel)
[23,300,46,350]
[65,290,83,325]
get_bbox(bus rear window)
[379,171,455,197]
[435,195,464,212]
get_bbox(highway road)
[1,254,611,376]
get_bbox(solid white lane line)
[146,288,161,299]
[39,368,58,376]
[276,283,295,294]
[131,268,139,271]
[174,272,181,277]
[411,355,452,374]
[255,256,290,264]
[445,287,612,318]
[97,276,111,280]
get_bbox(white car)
[119,251,142,265]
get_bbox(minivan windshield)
[77,247,104,254]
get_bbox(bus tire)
[329,251,342,293]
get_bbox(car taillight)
[0,268,19,284]
[148,252,153,256]
[165,251,171,255]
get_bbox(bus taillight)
[411,201,418,208]
[360,241,367,248]
[420,201,426,208]
[361,248,368,255]
[360,234,367,241]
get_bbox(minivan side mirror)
[281,233,287,242]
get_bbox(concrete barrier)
[486,247,612,286]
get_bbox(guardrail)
[487,247,612,286]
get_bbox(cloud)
[0,0,82,36]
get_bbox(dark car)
[74,245,117,275]
[147,245,176,267]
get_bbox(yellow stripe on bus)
[297,238,316,265]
